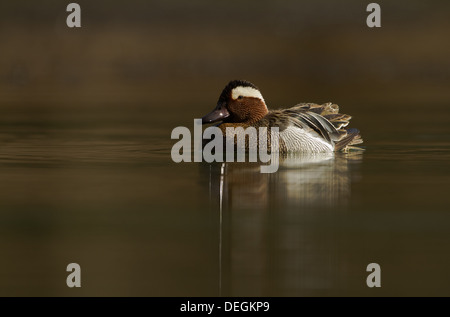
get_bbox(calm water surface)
[0,103,450,296]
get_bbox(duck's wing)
[263,103,363,151]
[334,128,363,151]
[290,102,359,130]
[278,106,341,144]
[292,102,364,151]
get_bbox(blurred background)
[0,0,450,296]
[2,1,449,106]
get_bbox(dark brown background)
[0,0,450,296]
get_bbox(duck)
[201,80,363,153]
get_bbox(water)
[1,0,450,297]
[1,103,450,296]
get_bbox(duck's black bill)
[201,104,230,124]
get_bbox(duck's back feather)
[256,102,363,153]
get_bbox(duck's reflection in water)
[201,152,363,296]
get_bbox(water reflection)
[201,152,363,296]
[204,152,363,210]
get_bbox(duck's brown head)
[202,80,269,125]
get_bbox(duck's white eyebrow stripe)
[231,86,264,102]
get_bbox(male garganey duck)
[201,80,363,153]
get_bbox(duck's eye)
[238,95,243,100]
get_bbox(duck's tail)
[293,102,364,152]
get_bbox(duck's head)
[202,80,269,125]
